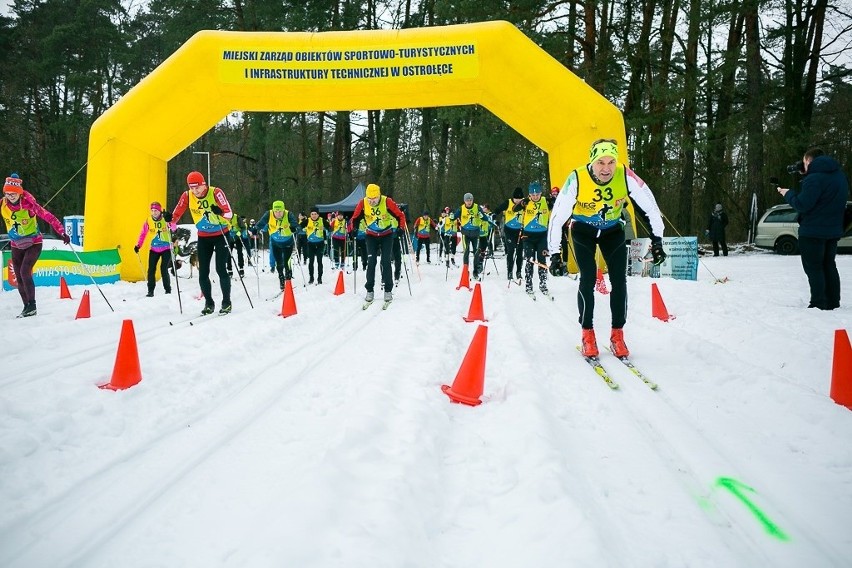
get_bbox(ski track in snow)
[1,252,851,567]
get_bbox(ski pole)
[134,250,146,276]
[66,243,115,312]
[402,224,421,283]
[164,226,183,314]
[293,237,307,288]
[218,226,254,309]
[398,232,413,296]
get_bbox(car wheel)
[775,235,798,255]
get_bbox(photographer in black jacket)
[777,148,849,310]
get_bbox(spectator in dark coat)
[706,203,729,256]
[778,148,849,310]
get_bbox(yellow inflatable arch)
[84,20,625,280]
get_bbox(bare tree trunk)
[645,0,679,186]
[381,109,403,198]
[418,108,434,210]
[677,0,701,233]
[744,2,767,233]
[780,0,828,156]
[704,10,744,218]
[315,112,325,195]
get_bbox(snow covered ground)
[1,247,851,567]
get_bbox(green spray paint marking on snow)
[715,477,790,541]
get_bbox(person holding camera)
[706,203,729,256]
[547,139,667,358]
[777,147,849,310]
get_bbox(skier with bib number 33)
[547,139,667,358]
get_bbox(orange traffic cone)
[59,276,72,299]
[99,320,142,391]
[463,282,488,322]
[595,268,609,295]
[441,324,488,406]
[830,329,852,408]
[333,270,345,295]
[280,279,298,318]
[651,282,674,321]
[75,290,91,319]
[456,263,471,290]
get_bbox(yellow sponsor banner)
[219,42,479,84]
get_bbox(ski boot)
[610,328,630,358]
[581,328,599,357]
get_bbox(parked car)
[754,202,852,254]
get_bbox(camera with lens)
[786,160,805,175]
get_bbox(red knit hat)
[4,174,23,194]
[150,201,163,212]
[186,171,206,187]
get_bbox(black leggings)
[197,235,231,305]
[11,243,42,305]
[571,225,628,329]
[272,241,294,279]
[306,241,325,279]
[147,249,172,293]
[366,233,395,293]
[504,228,523,275]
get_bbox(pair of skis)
[527,289,555,302]
[168,310,231,327]
[576,346,658,390]
[362,298,392,311]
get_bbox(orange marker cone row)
[333,270,345,295]
[651,282,674,321]
[59,276,72,299]
[99,320,142,391]
[830,329,852,409]
[463,282,488,322]
[75,290,91,319]
[441,324,488,406]
[280,280,298,318]
[456,263,471,290]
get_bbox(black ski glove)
[134,245,140,253]
[209,205,223,216]
[651,240,667,266]
[162,211,173,222]
[61,233,71,245]
[549,256,565,276]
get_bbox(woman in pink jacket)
[1,173,70,317]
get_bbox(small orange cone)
[595,268,609,295]
[441,324,488,406]
[280,279,298,318]
[463,282,488,322]
[99,320,142,391]
[75,290,91,319]
[456,263,471,290]
[651,282,675,321]
[59,276,72,299]
[333,270,345,295]
[830,329,852,409]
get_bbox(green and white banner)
[3,249,121,290]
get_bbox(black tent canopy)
[315,182,365,213]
